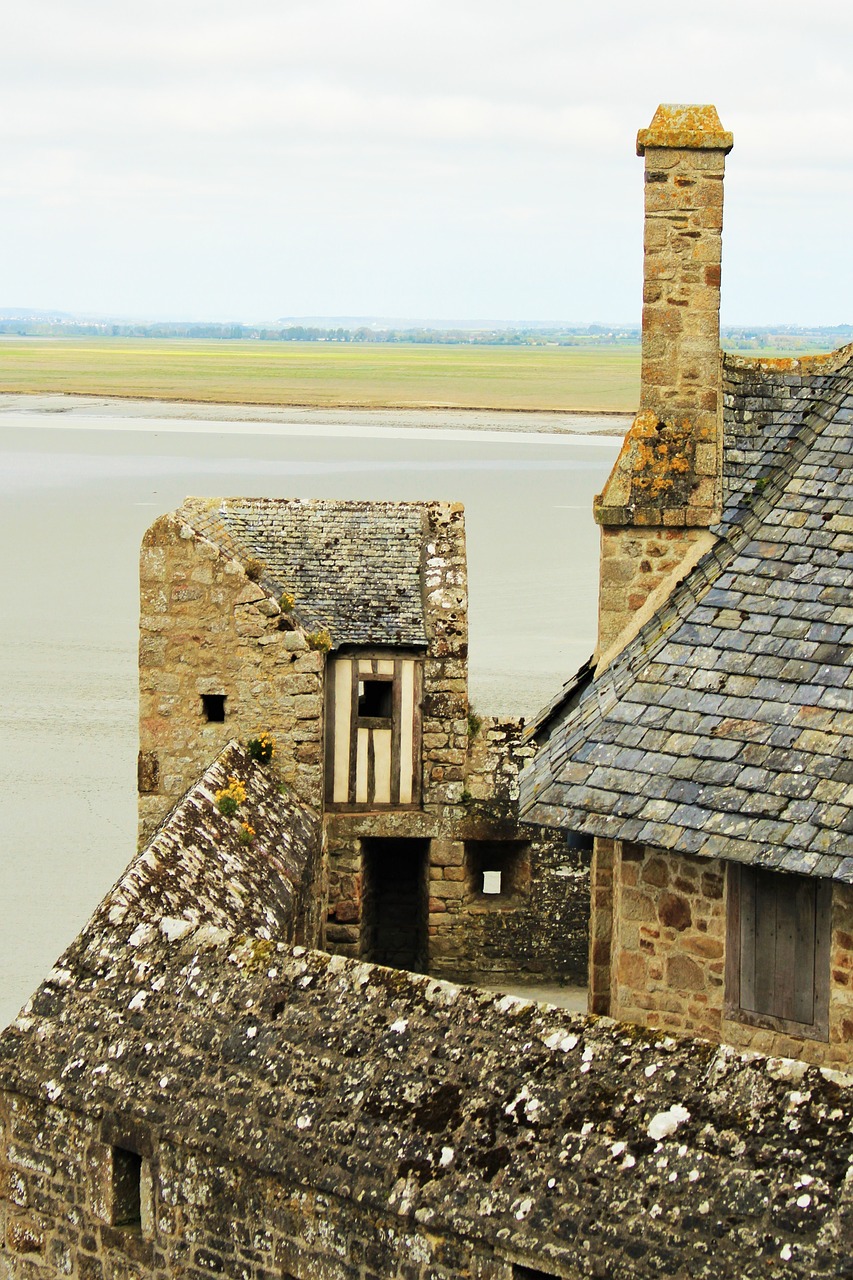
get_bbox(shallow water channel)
[0,398,623,1026]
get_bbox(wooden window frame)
[725,863,831,1041]
[324,651,423,812]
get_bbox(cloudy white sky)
[3,0,852,325]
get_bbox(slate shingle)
[522,347,853,879]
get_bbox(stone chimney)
[594,104,733,666]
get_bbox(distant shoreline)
[0,392,633,437]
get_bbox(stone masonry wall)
[138,513,324,845]
[419,503,469,812]
[588,836,615,1015]
[0,1088,536,1280]
[592,106,731,662]
[427,717,591,986]
[426,829,590,988]
[325,716,591,986]
[596,524,712,658]
[609,840,853,1068]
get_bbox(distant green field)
[0,338,641,413]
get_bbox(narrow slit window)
[111,1147,142,1227]
[201,693,226,723]
[358,679,393,720]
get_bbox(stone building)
[522,105,853,1067]
[138,496,589,988]
[3,101,853,1280]
[3,756,853,1279]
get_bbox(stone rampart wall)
[0,1090,529,1280]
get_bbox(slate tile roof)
[179,497,430,649]
[71,741,320,958]
[521,349,853,879]
[4,934,853,1277]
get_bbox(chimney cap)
[637,103,733,156]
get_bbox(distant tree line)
[0,318,850,350]
[0,319,642,346]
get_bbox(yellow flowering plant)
[246,734,276,765]
[215,776,248,817]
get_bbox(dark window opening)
[565,829,594,853]
[466,841,531,901]
[358,678,393,720]
[201,693,226,723]
[727,864,830,1039]
[514,1267,560,1280]
[111,1147,142,1227]
[362,838,429,972]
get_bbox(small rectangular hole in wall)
[513,1266,560,1280]
[466,840,531,902]
[358,678,393,719]
[201,693,226,723]
[111,1147,142,1227]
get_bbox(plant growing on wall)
[246,734,276,765]
[244,556,266,582]
[306,628,332,652]
[279,590,296,613]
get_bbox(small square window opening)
[201,694,226,723]
[465,840,531,902]
[358,679,393,719]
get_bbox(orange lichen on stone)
[637,103,733,155]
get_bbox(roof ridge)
[722,340,853,377]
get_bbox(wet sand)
[0,391,631,436]
[0,397,622,1027]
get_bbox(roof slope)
[522,352,853,879]
[78,741,321,958]
[3,936,853,1278]
[179,497,431,648]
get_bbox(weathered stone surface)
[3,935,853,1280]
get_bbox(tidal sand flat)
[0,399,622,1027]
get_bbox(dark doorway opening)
[362,839,429,972]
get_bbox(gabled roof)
[521,349,853,879]
[179,497,433,649]
[65,741,320,964]
[3,934,853,1277]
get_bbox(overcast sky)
[3,0,852,325]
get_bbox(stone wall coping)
[637,103,733,155]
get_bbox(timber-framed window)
[726,864,831,1040]
[325,653,422,810]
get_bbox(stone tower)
[594,104,733,664]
